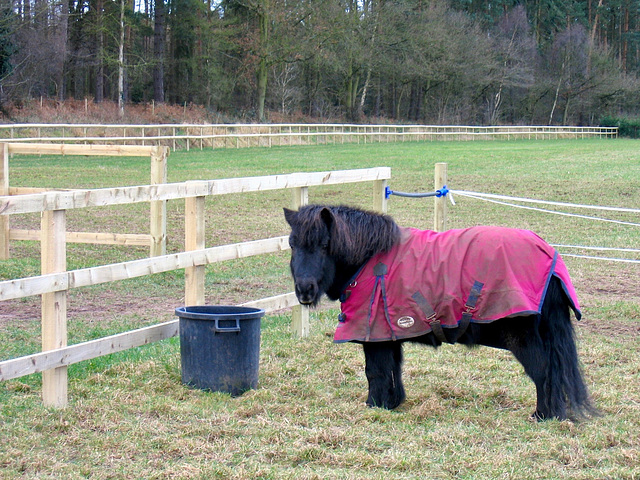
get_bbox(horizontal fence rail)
[0,236,291,301]
[1,142,169,259]
[0,123,619,151]
[0,168,390,214]
[0,165,392,408]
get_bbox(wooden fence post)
[291,186,309,337]
[185,194,206,306]
[150,146,168,256]
[373,179,388,213]
[41,209,68,408]
[434,163,447,232]
[0,143,9,259]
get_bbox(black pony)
[284,204,597,421]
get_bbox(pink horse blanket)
[335,226,581,343]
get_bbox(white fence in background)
[0,123,618,151]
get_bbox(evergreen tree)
[0,3,17,111]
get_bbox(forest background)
[1,0,639,126]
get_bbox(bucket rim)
[175,305,265,321]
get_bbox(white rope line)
[558,253,640,264]
[448,190,640,264]
[452,191,640,227]
[450,189,640,213]
[551,244,640,253]
[553,246,640,263]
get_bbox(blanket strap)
[451,281,484,343]
[374,263,397,341]
[366,263,397,342]
[429,320,448,344]
[411,291,449,344]
[412,281,484,344]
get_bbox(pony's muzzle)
[295,278,319,305]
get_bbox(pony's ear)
[320,207,335,232]
[283,208,297,226]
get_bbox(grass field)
[1,138,639,479]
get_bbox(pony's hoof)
[366,399,398,410]
[530,411,546,422]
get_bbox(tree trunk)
[57,0,69,101]
[549,60,565,125]
[118,0,125,116]
[345,58,360,121]
[153,0,165,103]
[95,0,104,103]
[587,0,604,75]
[621,2,629,71]
[257,56,267,121]
[562,95,571,125]
[256,1,269,122]
[359,6,379,116]
[359,65,372,113]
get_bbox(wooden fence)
[0,166,392,408]
[0,143,169,259]
[0,123,619,151]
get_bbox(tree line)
[1,0,639,125]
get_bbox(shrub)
[600,115,640,138]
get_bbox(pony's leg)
[535,277,596,420]
[464,318,551,418]
[510,278,596,421]
[363,341,405,409]
[465,319,554,418]
[505,323,556,420]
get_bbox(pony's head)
[283,206,338,306]
[284,205,401,306]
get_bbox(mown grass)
[1,138,639,479]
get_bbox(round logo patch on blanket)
[397,316,415,328]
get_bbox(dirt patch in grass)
[578,267,640,301]
[574,265,640,338]
[0,289,179,329]
[0,279,290,334]
[579,315,640,337]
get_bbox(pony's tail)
[541,277,599,420]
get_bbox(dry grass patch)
[1,311,639,479]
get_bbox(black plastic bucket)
[175,305,265,396]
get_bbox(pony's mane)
[293,204,401,266]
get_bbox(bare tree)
[488,6,537,124]
[270,62,299,114]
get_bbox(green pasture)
[1,138,639,479]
